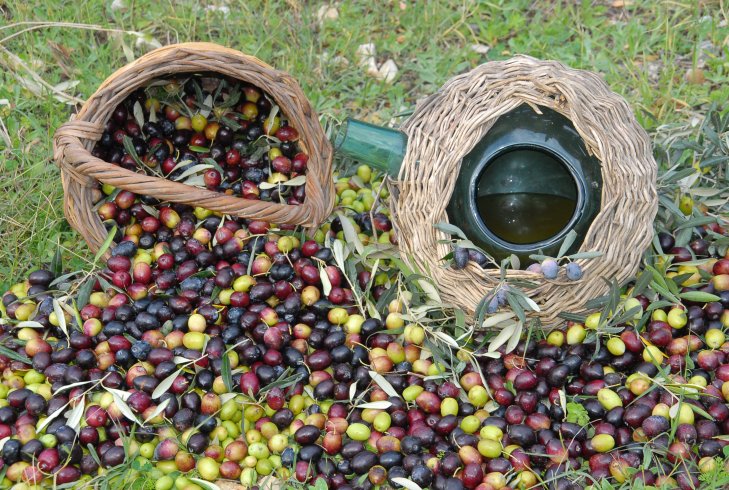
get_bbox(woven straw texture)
[53,42,334,254]
[392,55,657,324]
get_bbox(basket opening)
[475,147,578,245]
[446,104,603,262]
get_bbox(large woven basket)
[392,55,657,324]
[53,42,334,254]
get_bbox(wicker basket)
[392,55,658,324]
[53,42,334,254]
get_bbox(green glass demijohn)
[333,105,603,263]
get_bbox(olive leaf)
[152,369,183,400]
[688,402,714,421]
[76,277,94,310]
[505,320,524,354]
[122,135,145,167]
[221,352,233,393]
[258,175,307,189]
[49,271,81,288]
[37,401,70,433]
[0,345,28,365]
[104,387,132,401]
[111,392,142,425]
[487,320,519,353]
[356,401,393,410]
[391,478,424,490]
[218,84,241,108]
[368,371,399,398]
[417,278,441,303]
[143,398,171,424]
[481,312,516,329]
[188,479,221,490]
[338,213,364,255]
[86,443,102,467]
[319,265,332,296]
[558,389,567,417]
[66,396,85,432]
[16,320,45,329]
[433,222,467,240]
[173,164,214,182]
[331,238,349,267]
[199,94,214,118]
[132,101,145,130]
[51,247,63,277]
[202,158,227,181]
[220,393,238,405]
[557,230,578,258]
[679,291,720,303]
[183,175,206,187]
[521,295,541,312]
[59,300,82,335]
[166,158,196,175]
[674,215,718,230]
[668,402,681,419]
[141,204,159,218]
[52,298,69,341]
[567,251,604,260]
[191,79,205,108]
[219,115,242,131]
[53,378,97,395]
[94,225,118,264]
[430,330,459,349]
[264,104,280,134]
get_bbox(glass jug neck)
[332,118,407,176]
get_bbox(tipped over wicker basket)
[53,42,334,254]
[392,55,658,324]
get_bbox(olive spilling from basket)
[90,75,308,210]
[3,163,729,489]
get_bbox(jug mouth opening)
[470,144,585,251]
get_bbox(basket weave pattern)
[392,56,658,323]
[53,42,334,253]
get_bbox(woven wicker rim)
[53,42,334,254]
[392,55,658,324]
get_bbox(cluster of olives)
[3,151,729,490]
[91,75,307,220]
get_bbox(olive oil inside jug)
[474,146,579,246]
[477,193,576,245]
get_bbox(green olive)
[403,385,424,401]
[346,423,371,441]
[248,442,270,460]
[478,439,502,458]
[441,398,459,417]
[460,415,480,434]
[591,434,615,453]
[373,412,392,433]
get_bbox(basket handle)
[54,120,317,226]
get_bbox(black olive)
[351,451,378,474]
[298,444,323,462]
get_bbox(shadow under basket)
[53,42,334,256]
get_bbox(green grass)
[0,0,727,291]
